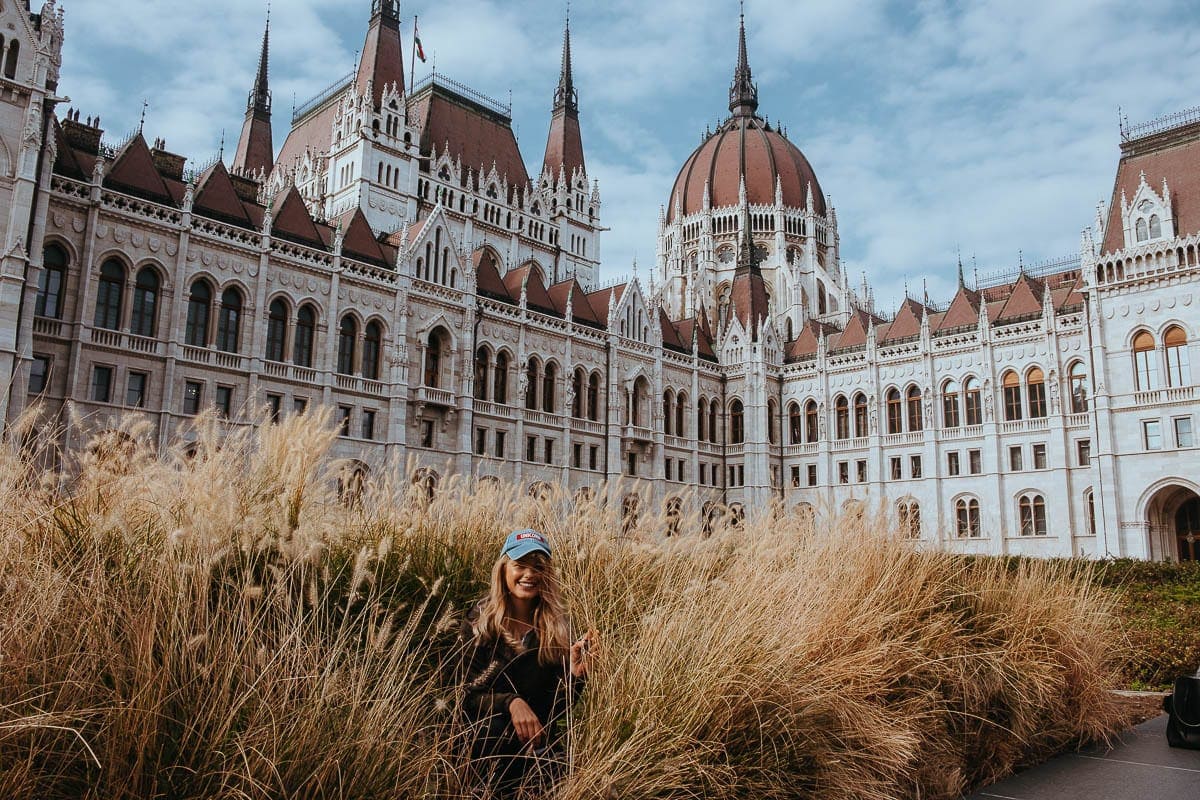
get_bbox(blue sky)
[59,0,1200,315]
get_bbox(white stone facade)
[1,2,1198,560]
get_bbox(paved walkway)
[965,715,1200,799]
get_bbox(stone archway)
[1145,483,1200,562]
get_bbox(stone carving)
[983,378,994,421]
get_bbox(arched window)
[906,386,923,432]
[955,498,981,538]
[898,501,921,539]
[265,298,288,362]
[362,321,383,381]
[542,362,557,413]
[805,399,819,443]
[1133,331,1159,390]
[767,399,778,444]
[36,244,67,319]
[835,395,850,440]
[473,347,490,400]
[1018,493,1047,536]
[185,279,212,347]
[293,304,317,367]
[698,398,708,441]
[788,401,802,444]
[425,329,447,388]
[572,368,585,418]
[216,287,243,353]
[729,399,744,444]
[886,388,902,434]
[676,392,687,437]
[337,316,358,375]
[494,352,510,405]
[1002,370,1023,421]
[129,267,159,337]
[1136,218,1148,242]
[3,39,18,80]
[1069,361,1089,413]
[709,400,719,443]
[663,390,674,435]
[1165,325,1191,387]
[1026,367,1046,418]
[1150,215,1162,239]
[525,357,539,410]
[964,377,982,426]
[853,393,868,438]
[942,380,960,428]
[1086,489,1097,536]
[587,371,600,420]
[93,259,124,330]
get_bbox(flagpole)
[409,14,417,95]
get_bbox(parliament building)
[1,1,1199,559]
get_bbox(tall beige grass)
[0,408,1124,799]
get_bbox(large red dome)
[667,114,826,224]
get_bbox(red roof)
[994,273,1045,322]
[585,284,626,323]
[673,316,716,360]
[355,10,404,109]
[548,278,603,326]
[193,161,255,229]
[270,186,325,249]
[52,120,87,180]
[881,298,926,342]
[503,263,557,314]
[730,270,769,338]
[659,308,688,351]
[831,309,873,351]
[936,286,982,332]
[104,134,173,205]
[334,207,390,267]
[410,85,529,188]
[543,109,585,181]
[1102,119,1200,254]
[275,101,338,175]
[472,248,513,302]
[668,114,824,222]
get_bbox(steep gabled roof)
[936,285,982,332]
[994,273,1045,322]
[104,133,174,205]
[672,316,717,360]
[1055,274,1086,309]
[547,278,603,327]
[830,308,873,350]
[51,120,87,180]
[730,270,770,339]
[881,297,926,342]
[659,308,689,352]
[503,263,557,315]
[335,207,389,267]
[585,283,627,323]
[270,185,325,249]
[472,248,513,302]
[193,161,255,229]
[410,85,530,188]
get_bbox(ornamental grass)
[0,407,1125,799]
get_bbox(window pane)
[91,366,112,403]
[1144,420,1162,450]
[125,372,147,407]
[1175,417,1194,448]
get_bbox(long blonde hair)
[474,552,571,666]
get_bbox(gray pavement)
[965,715,1200,799]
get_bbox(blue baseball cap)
[502,529,552,561]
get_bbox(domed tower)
[657,11,843,340]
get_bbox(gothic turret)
[728,8,758,117]
[541,16,586,181]
[731,201,770,339]
[232,10,274,176]
[356,0,404,109]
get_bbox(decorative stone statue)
[984,378,994,421]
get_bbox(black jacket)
[457,601,584,729]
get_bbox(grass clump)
[0,409,1126,799]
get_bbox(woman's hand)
[508,697,544,746]
[570,629,599,678]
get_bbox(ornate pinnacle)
[728,3,758,117]
[249,3,272,114]
[553,13,578,114]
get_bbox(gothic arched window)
[36,244,67,319]
[942,380,960,429]
[363,321,383,381]
[964,377,983,425]
[186,279,212,347]
[835,395,850,440]
[729,399,744,444]
[1165,325,1191,387]
[1002,370,1023,421]
[494,351,510,405]
[93,259,125,331]
[266,298,288,362]
[1026,367,1046,418]
[293,304,317,367]
[129,267,159,338]
[1069,361,1089,413]
[337,316,358,375]
[1133,331,1158,390]
[853,393,868,438]
[216,287,243,353]
[1019,493,1047,537]
[886,389,902,434]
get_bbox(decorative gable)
[1121,171,1175,248]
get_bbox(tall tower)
[232,9,274,177]
[356,0,404,108]
[541,16,585,180]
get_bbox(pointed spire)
[553,7,578,114]
[232,3,275,177]
[736,201,757,275]
[729,1,759,117]
[957,245,965,289]
[250,2,272,115]
[356,0,404,108]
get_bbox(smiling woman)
[456,529,597,798]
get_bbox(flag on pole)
[414,17,427,62]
